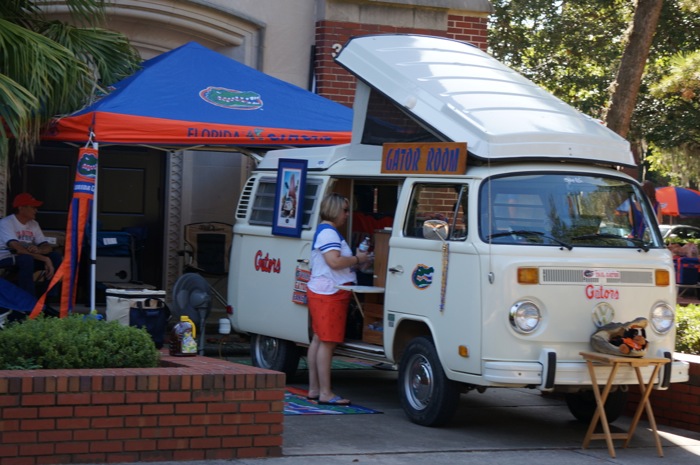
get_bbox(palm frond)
[1,1,140,161]
[41,21,141,87]
[0,72,40,157]
[0,17,91,116]
[41,0,108,25]
[0,1,41,25]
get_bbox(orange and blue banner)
[30,146,98,318]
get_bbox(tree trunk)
[605,0,664,142]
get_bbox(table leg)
[351,292,364,318]
[582,360,619,458]
[624,365,664,457]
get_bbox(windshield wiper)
[487,230,573,250]
[571,233,650,252]
[626,237,651,252]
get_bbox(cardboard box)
[362,303,384,345]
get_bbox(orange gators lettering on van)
[254,250,281,273]
[585,285,619,300]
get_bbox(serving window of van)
[351,182,398,246]
[404,184,468,241]
[478,173,664,249]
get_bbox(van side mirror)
[423,219,449,241]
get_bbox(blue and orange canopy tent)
[43,41,352,147]
[36,42,353,315]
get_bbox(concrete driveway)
[213,349,700,465]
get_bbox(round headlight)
[650,303,674,334]
[509,300,541,334]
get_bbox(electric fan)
[171,273,212,355]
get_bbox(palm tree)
[0,0,140,161]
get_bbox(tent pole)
[90,142,99,311]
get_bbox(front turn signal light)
[518,267,539,284]
[655,269,670,287]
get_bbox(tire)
[398,336,461,427]
[565,388,628,423]
[250,334,300,378]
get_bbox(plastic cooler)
[674,256,700,285]
[105,288,166,326]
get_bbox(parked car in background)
[659,224,700,242]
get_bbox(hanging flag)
[30,146,98,318]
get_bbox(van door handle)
[389,266,403,274]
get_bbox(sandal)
[317,395,351,406]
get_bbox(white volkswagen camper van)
[228,34,689,426]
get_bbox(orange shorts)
[307,288,352,343]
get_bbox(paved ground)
[63,328,698,465]
[204,338,700,465]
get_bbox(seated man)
[0,193,62,297]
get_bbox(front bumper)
[482,349,690,390]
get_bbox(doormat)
[284,386,382,415]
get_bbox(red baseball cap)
[12,193,43,208]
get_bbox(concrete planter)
[0,351,284,465]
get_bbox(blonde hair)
[320,193,348,222]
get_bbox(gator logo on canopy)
[199,86,263,110]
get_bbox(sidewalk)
[209,339,700,465]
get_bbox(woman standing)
[306,193,369,405]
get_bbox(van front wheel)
[398,336,460,426]
[250,334,300,378]
[565,388,628,423]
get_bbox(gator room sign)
[381,142,468,175]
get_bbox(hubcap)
[406,354,433,410]
[255,336,278,368]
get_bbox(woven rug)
[230,356,376,370]
[284,386,382,415]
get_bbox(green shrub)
[0,315,160,370]
[676,304,700,355]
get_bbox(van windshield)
[478,173,663,249]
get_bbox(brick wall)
[314,14,488,107]
[0,352,285,465]
[625,354,700,433]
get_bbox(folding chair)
[181,222,233,306]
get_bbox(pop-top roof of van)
[335,34,634,167]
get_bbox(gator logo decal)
[199,86,263,110]
[77,152,98,180]
[411,264,434,290]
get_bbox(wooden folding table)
[579,351,669,458]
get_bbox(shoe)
[318,395,351,406]
[306,395,319,401]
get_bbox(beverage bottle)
[357,236,371,272]
[358,236,370,253]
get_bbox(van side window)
[249,177,322,228]
[404,184,468,241]
[361,89,439,145]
